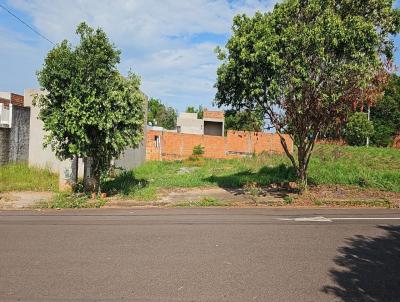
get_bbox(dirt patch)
[294,185,400,208]
[104,185,400,208]
[0,191,54,209]
[104,187,290,208]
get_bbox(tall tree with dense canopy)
[371,74,400,146]
[185,106,204,119]
[215,0,400,187]
[224,109,265,132]
[36,22,146,192]
[147,98,177,130]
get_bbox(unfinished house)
[176,110,224,136]
[0,92,30,165]
[203,110,224,136]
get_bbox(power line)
[0,3,55,45]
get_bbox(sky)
[1,0,400,112]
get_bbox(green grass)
[35,193,106,209]
[103,144,400,200]
[2,145,399,203]
[0,163,58,192]
[173,198,231,207]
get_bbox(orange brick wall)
[146,129,293,161]
[203,110,224,119]
[11,94,24,107]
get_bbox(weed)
[312,199,394,208]
[174,198,230,207]
[283,195,293,204]
[35,193,107,209]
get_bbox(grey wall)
[26,89,62,173]
[0,128,10,165]
[114,141,146,170]
[9,106,30,163]
[204,121,223,136]
[0,106,30,165]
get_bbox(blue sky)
[1,0,399,112]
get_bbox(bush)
[345,113,374,146]
[192,145,205,156]
[371,121,395,147]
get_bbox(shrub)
[345,113,374,146]
[371,121,395,147]
[192,145,205,156]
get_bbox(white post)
[366,104,371,147]
[59,156,78,192]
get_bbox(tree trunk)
[297,146,308,190]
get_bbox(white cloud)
[4,0,278,110]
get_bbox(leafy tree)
[345,113,374,146]
[148,98,177,130]
[185,105,204,119]
[215,0,399,187]
[225,108,265,132]
[370,74,400,146]
[35,22,145,192]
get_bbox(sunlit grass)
[0,163,58,192]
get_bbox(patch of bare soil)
[0,192,53,209]
[104,185,400,208]
[294,185,400,208]
[104,187,289,208]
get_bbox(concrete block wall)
[0,105,30,165]
[0,128,10,165]
[146,129,293,161]
[9,106,30,162]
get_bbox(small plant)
[283,195,293,205]
[35,193,107,209]
[244,181,263,205]
[192,145,205,156]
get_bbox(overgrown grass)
[0,163,58,192]
[103,144,400,200]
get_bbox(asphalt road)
[1,208,400,302]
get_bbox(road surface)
[1,208,399,302]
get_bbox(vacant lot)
[1,145,399,207]
[103,144,400,200]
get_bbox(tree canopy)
[371,74,400,146]
[148,98,177,130]
[215,0,400,186]
[186,106,204,119]
[36,22,146,191]
[224,109,265,132]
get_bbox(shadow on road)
[322,225,400,302]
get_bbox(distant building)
[176,110,224,136]
[0,92,30,165]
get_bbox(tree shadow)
[102,171,149,196]
[205,164,297,198]
[322,225,400,302]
